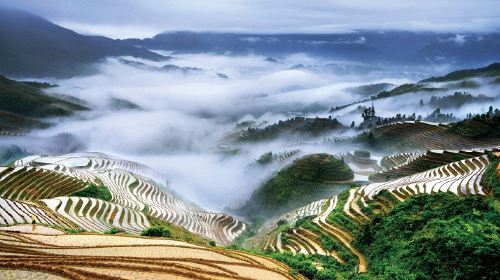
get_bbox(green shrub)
[64,228,86,234]
[256,152,273,165]
[481,155,500,197]
[104,227,123,234]
[140,226,172,238]
[71,184,112,201]
[208,241,216,247]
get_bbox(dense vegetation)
[140,226,173,238]
[448,107,500,139]
[355,193,500,280]
[239,117,344,141]
[371,83,439,99]
[261,191,500,280]
[239,153,353,220]
[71,184,112,201]
[427,92,493,108]
[0,75,88,118]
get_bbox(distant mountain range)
[0,8,165,78]
[1,8,500,78]
[123,32,500,68]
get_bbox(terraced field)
[0,166,90,201]
[370,149,490,182]
[373,121,500,150]
[41,196,150,234]
[0,231,301,280]
[10,153,246,245]
[0,197,73,228]
[250,154,492,273]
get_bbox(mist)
[10,52,498,211]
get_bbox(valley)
[0,3,499,279]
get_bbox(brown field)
[0,230,301,280]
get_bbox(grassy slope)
[239,153,353,221]
[0,75,88,118]
[448,113,500,139]
[421,62,500,82]
[145,215,210,246]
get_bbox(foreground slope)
[247,149,499,278]
[0,229,300,280]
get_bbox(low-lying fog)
[18,53,500,211]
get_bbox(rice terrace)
[0,1,499,279]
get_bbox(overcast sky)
[2,0,500,38]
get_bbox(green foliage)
[71,184,112,201]
[145,215,209,245]
[64,228,86,234]
[256,152,273,165]
[481,155,500,197]
[140,226,173,238]
[354,193,500,280]
[208,241,216,247]
[239,154,353,220]
[239,117,344,142]
[104,227,123,234]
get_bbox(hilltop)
[238,153,353,221]
[0,8,166,78]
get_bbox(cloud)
[9,52,499,211]
[27,53,400,210]
[2,0,500,38]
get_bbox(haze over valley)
[0,2,499,279]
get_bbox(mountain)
[123,31,500,68]
[0,75,88,131]
[0,8,166,78]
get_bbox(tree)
[350,121,355,128]
[362,104,376,121]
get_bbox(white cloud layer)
[2,0,500,38]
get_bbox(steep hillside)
[359,121,500,151]
[247,152,499,279]
[0,75,88,132]
[0,8,165,78]
[422,62,500,82]
[8,152,246,245]
[239,153,353,221]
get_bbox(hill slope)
[239,153,353,220]
[0,75,88,132]
[6,152,246,245]
[0,8,165,78]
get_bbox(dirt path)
[0,225,64,235]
